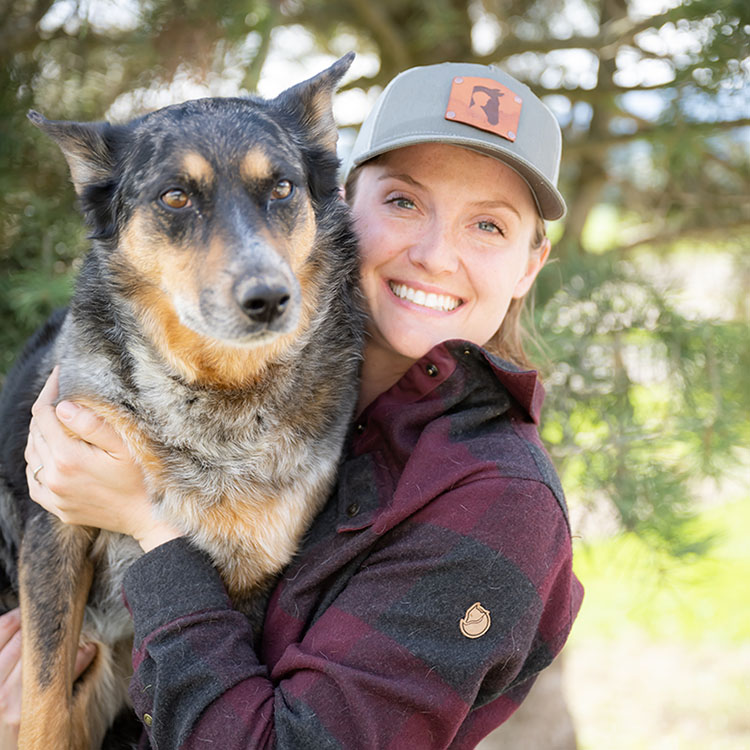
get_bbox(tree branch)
[599,7,685,53]
[241,5,279,92]
[0,0,57,62]
[615,220,750,253]
[475,5,685,62]
[563,117,750,156]
[346,0,412,72]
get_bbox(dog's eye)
[160,189,191,210]
[270,180,293,201]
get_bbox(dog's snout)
[214,266,300,338]
[237,284,291,324]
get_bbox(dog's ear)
[273,52,355,153]
[27,110,116,195]
[29,111,122,238]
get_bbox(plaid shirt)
[123,340,583,749]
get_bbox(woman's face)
[349,143,549,371]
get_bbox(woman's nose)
[406,218,459,275]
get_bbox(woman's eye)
[478,220,503,235]
[271,180,294,200]
[160,189,191,210]
[387,196,416,210]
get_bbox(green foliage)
[533,253,750,556]
[572,494,750,643]
[0,62,84,373]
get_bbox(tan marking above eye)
[181,152,214,184]
[241,148,272,181]
[271,180,293,200]
[161,189,191,209]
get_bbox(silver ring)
[32,464,44,483]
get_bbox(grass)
[565,494,750,749]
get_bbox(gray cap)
[343,62,566,220]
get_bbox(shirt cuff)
[123,537,232,645]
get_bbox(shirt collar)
[407,340,545,424]
[356,339,545,430]
[472,344,545,425]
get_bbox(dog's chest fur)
[54,299,356,631]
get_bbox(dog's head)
[30,53,355,384]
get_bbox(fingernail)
[56,401,79,421]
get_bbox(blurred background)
[1,0,749,747]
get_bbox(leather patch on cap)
[445,76,522,142]
[460,602,491,639]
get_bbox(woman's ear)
[512,237,551,299]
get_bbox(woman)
[1,61,583,748]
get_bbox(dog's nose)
[237,284,291,324]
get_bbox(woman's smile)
[386,280,463,313]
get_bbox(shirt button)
[426,363,439,377]
[346,502,360,518]
[355,422,365,434]
[143,713,153,727]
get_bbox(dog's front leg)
[17,513,97,750]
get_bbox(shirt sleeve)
[123,477,581,750]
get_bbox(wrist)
[136,521,184,553]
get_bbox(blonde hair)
[345,164,548,371]
[483,215,546,370]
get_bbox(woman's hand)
[0,608,23,744]
[24,368,183,552]
[0,608,97,747]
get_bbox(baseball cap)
[343,62,566,220]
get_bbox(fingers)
[56,401,127,458]
[24,419,89,524]
[0,633,21,694]
[0,609,95,682]
[31,367,126,457]
[0,609,22,731]
[34,365,60,410]
[32,367,126,457]
[23,366,154,534]
[28,369,75,471]
[24,417,61,510]
[0,610,21,683]
[0,608,96,736]
[24,366,132,516]
[0,659,21,733]
[24,460,67,521]
[74,642,97,681]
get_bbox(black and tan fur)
[0,53,362,749]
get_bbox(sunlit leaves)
[531,256,750,557]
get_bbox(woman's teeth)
[388,282,462,312]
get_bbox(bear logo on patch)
[460,602,491,639]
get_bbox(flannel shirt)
[123,339,584,749]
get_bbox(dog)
[0,52,363,749]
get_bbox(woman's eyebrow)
[471,199,521,220]
[377,172,424,189]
